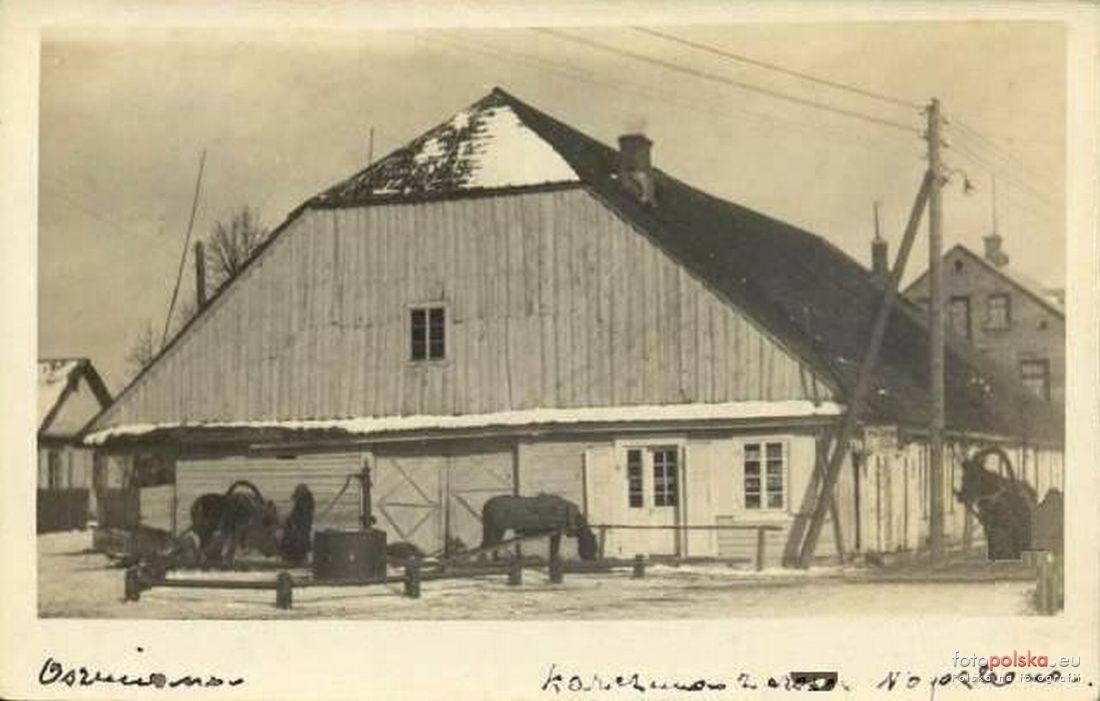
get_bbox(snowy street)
[39,531,1038,620]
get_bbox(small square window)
[410,306,445,360]
[1020,359,1050,401]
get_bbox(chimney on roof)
[194,240,207,308]
[871,201,888,283]
[618,133,655,205]
[983,232,1009,268]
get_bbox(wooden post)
[404,560,421,599]
[632,554,646,579]
[124,566,141,602]
[508,541,521,585]
[795,171,932,568]
[927,97,946,565]
[193,240,206,308]
[549,546,564,584]
[275,571,293,610]
[598,525,608,559]
[755,528,767,572]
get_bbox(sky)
[37,22,1066,393]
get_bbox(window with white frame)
[410,306,445,361]
[624,445,679,509]
[652,447,679,507]
[744,441,785,509]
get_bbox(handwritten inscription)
[38,650,244,690]
[540,664,845,694]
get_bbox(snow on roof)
[84,400,844,446]
[313,91,579,204]
[38,359,82,429]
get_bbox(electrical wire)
[633,27,923,110]
[531,28,923,136]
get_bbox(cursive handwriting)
[540,663,847,694]
[39,655,244,690]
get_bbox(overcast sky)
[38,22,1065,392]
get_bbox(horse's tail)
[225,480,265,500]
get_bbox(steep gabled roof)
[90,88,1062,444]
[38,358,112,435]
[905,243,1066,319]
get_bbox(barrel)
[312,529,387,580]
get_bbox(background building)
[903,234,1065,407]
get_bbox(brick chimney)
[870,201,888,282]
[618,133,655,205]
[872,234,889,282]
[983,232,1009,268]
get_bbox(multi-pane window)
[948,295,972,339]
[652,448,679,507]
[1020,359,1050,401]
[986,294,1011,330]
[410,306,445,361]
[624,446,679,508]
[626,448,644,508]
[744,441,785,509]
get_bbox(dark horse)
[188,481,314,564]
[480,494,598,561]
[955,446,1037,560]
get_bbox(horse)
[277,483,315,564]
[188,480,281,564]
[955,446,1037,560]
[480,494,598,561]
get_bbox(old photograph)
[34,21,1070,624]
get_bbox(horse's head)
[957,448,1010,508]
[575,524,598,560]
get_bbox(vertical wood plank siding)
[96,189,832,428]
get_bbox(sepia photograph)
[4,2,1099,699]
[34,21,1071,621]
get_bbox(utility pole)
[927,98,946,565]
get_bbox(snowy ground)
[38,531,1038,620]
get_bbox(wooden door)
[585,444,681,557]
[372,451,446,555]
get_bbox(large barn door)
[447,448,515,553]
[371,450,446,555]
[371,443,514,556]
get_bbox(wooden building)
[84,89,1063,563]
[38,358,112,532]
[904,237,1066,407]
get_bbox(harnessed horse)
[955,446,1037,560]
[480,494,599,561]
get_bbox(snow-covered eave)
[84,400,845,447]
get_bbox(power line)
[531,28,923,136]
[633,27,923,110]
[426,31,919,160]
[948,141,1060,213]
[161,150,207,349]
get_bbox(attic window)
[954,259,965,274]
[410,306,445,361]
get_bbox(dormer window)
[410,306,445,361]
